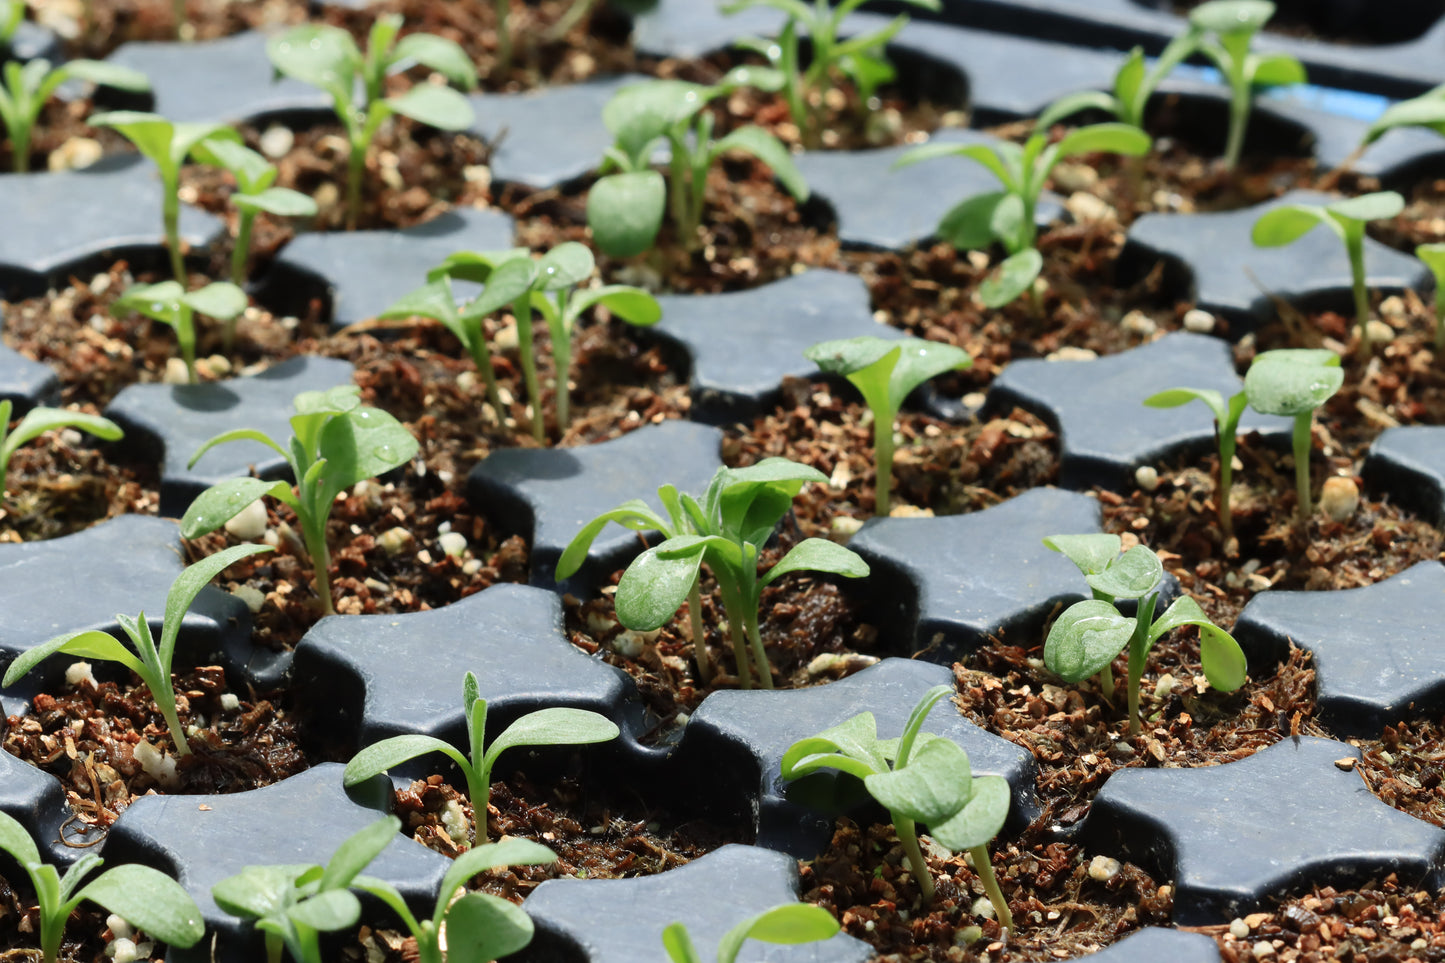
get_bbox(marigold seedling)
[342,671,619,843]
[804,335,970,515]
[1416,243,1445,353]
[267,16,476,230]
[0,810,204,963]
[179,385,418,617]
[1242,348,1343,522]
[781,685,1011,923]
[662,904,841,963]
[1141,385,1247,542]
[113,279,248,383]
[1251,191,1404,356]
[0,399,123,495]
[1,542,272,756]
[0,58,149,173]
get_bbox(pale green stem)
[11,121,30,173]
[970,844,1014,933]
[513,300,545,443]
[465,332,507,421]
[345,139,366,231]
[1125,592,1157,737]
[230,209,255,288]
[687,579,711,683]
[163,182,186,283]
[743,607,772,690]
[873,409,894,516]
[894,816,933,904]
[1293,413,1313,523]
[549,314,572,435]
[1098,663,1115,702]
[718,580,754,688]
[1346,231,1372,357]
[155,693,191,757]
[1217,417,1238,542]
[301,513,335,617]
[1223,71,1249,171]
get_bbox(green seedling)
[588,73,808,257]
[1142,385,1248,542]
[342,671,619,843]
[662,904,841,963]
[1359,83,1445,158]
[600,459,869,689]
[781,685,1011,923]
[179,385,418,617]
[1251,191,1404,356]
[0,810,204,963]
[1189,1,1306,170]
[0,399,123,494]
[803,335,970,515]
[1417,243,1445,352]
[113,279,248,384]
[894,120,1149,307]
[190,138,317,296]
[1042,533,1246,736]
[87,111,239,282]
[721,0,941,145]
[1,542,272,756]
[0,58,149,173]
[0,0,20,46]
[1242,348,1343,522]
[267,16,476,230]
[1036,34,1199,134]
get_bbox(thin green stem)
[155,691,192,757]
[1098,663,1115,702]
[873,408,894,516]
[513,300,545,443]
[345,139,366,232]
[466,334,507,421]
[1217,420,1237,543]
[176,307,198,385]
[970,844,1014,933]
[718,579,754,688]
[687,579,711,683]
[550,315,572,435]
[1292,412,1313,522]
[494,0,513,73]
[40,907,65,963]
[11,122,29,173]
[463,765,490,842]
[1347,233,1372,357]
[163,183,186,283]
[894,816,933,904]
[301,513,336,617]
[1223,69,1249,171]
[231,210,255,288]
[743,608,772,690]
[1125,592,1157,737]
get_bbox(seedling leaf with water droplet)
[662,904,841,963]
[113,279,248,383]
[0,399,123,495]
[0,58,149,173]
[1243,348,1343,521]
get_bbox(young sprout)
[1141,385,1247,542]
[1358,83,1445,159]
[0,810,204,963]
[179,386,418,617]
[587,74,808,257]
[1,542,272,756]
[0,400,123,495]
[0,58,149,173]
[804,336,970,516]
[1416,243,1445,353]
[342,671,619,843]
[781,685,1011,924]
[600,459,869,689]
[1036,34,1199,134]
[1251,191,1404,356]
[1189,1,1307,170]
[113,279,248,383]
[266,15,476,230]
[1242,348,1343,522]
[0,0,20,47]
[87,111,240,282]
[662,905,841,963]
[1043,534,1246,736]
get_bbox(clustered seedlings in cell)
[112,278,248,383]
[1,542,272,759]
[780,685,1012,926]
[804,335,970,516]
[1251,191,1405,356]
[179,385,419,617]
[0,810,204,963]
[266,15,476,230]
[0,57,149,173]
[587,72,808,258]
[0,400,123,495]
[1241,348,1343,521]
[1042,533,1246,735]
[341,671,620,843]
[662,904,841,963]
[1414,243,1445,353]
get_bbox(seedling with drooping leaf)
[266,15,476,230]
[803,335,970,515]
[0,809,204,963]
[1358,82,1445,162]
[602,458,869,689]
[1043,533,1246,736]
[1242,348,1343,522]
[342,671,619,843]
[662,904,841,963]
[1142,385,1248,542]
[587,73,808,258]
[0,399,123,495]
[781,685,1012,923]
[0,57,149,173]
[179,385,418,617]
[1251,191,1404,356]
[1,542,272,756]
[113,279,248,384]
[1415,243,1445,353]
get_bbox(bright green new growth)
[722,0,940,145]
[662,904,841,963]
[87,111,240,282]
[1142,386,1248,541]
[179,385,419,617]
[601,459,869,689]
[1043,534,1246,736]
[0,58,149,173]
[0,810,204,963]
[0,0,20,45]
[1415,243,1445,352]
[342,671,619,843]
[780,685,1012,924]
[803,335,970,515]
[1,542,272,756]
[1250,191,1404,356]
[389,243,661,441]
[113,279,248,383]
[588,72,808,257]
[1242,348,1343,521]
[0,399,123,494]
[1036,34,1199,134]
[266,16,476,230]
[894,121,1150,307]
[1360,82,1445,153]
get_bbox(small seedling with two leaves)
[1142,383,1248,543]
[0,809,205,963]
[113,279,248,384]
[342,671,619,843]
[1242,348,1343,521]
[1042,533,1246,735]
[1,542,272,757]
[0,400,122,495]
[0,58,149,172]
[804,335,970,516]
[781,685,1012,925]
[267,16,476,230]
[179,385,419,617]
[662,904,841,963]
